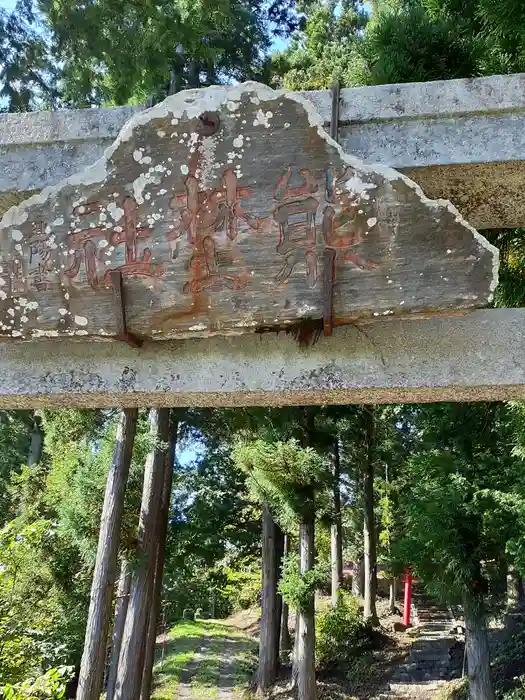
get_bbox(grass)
[151,619,257,700]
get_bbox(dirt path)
[152,620,257,700]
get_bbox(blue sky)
[0,0,18,8]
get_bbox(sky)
[0,0,18,8]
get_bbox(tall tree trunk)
[507,567,525,609]
[352,557,364,597]
[275,526,284,667]
[106,559,132,700]
[169,45,185,95]
[187,59,200,88]
[362,407,379,626]
[463,597,495,700]
[76,409,138,700]
[331,439,343,607]
[140,416,179,700]
[27,413,43,466]
[280,535,292,654]
[292,610,300,687]
[389,579,397,614]
[258,501,284,692]
[297,500,317,700]
[114,408,171,700]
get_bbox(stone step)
[392,670,449,683]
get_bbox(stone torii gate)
[1,75,524,408]
[0,75,520,700]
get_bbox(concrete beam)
[1,74,525,228]
[1,308,525,408]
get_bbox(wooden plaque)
[0,83,498,341]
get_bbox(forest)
[3,1,525,700]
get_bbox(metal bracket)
[324,80,341,337]
[110,270,142,348]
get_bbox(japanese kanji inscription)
[0,83,498,341]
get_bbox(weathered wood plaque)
[0,83,498,341]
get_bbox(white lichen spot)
[11,330,22,337]
[227,101,239,112]
[171,117,179,125]
[74,315,88,326]
[157,130,166,138]
[133,149,143,162]
[58,308,67,316]
[15,245,22,254]
[98,239,109,249]
[133,173,150,205]
[64,293,70,301]
[7,308,14,317]
[180,164,189,175]
[11,229,23,242]
[446,249,452,254]
[233,135,244,148]
[75,329,88,336]
[52,217,64,226]
[0,291,6,301]
[284,122,290,128]
[107,202,124,222]
[21,315,28,323]
[367,217,377,228]
[253,109,271,128]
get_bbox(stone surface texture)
[0,82,497,342]
[0,308,524,408]
[1,74,525,228]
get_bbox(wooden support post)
[76,408,139,700]
[403,570,413,627]
[140,414,179,700]
[114,408,171,700]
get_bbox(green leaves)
[279,552,330,611]
[1,665,73,699]
[233,437,329,524]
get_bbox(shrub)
[503,689,525,700]
[182,608,195,621]
[315,593,372,671]
[435,678,469,700]
[0,666,73,699]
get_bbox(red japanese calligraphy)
[27,222,57,291]
[4,260,25,295]
[170,168,256,294]
[273,168,319,287]
[273,167,377,286]
[64,197,164,288]
[322,168,377,274]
